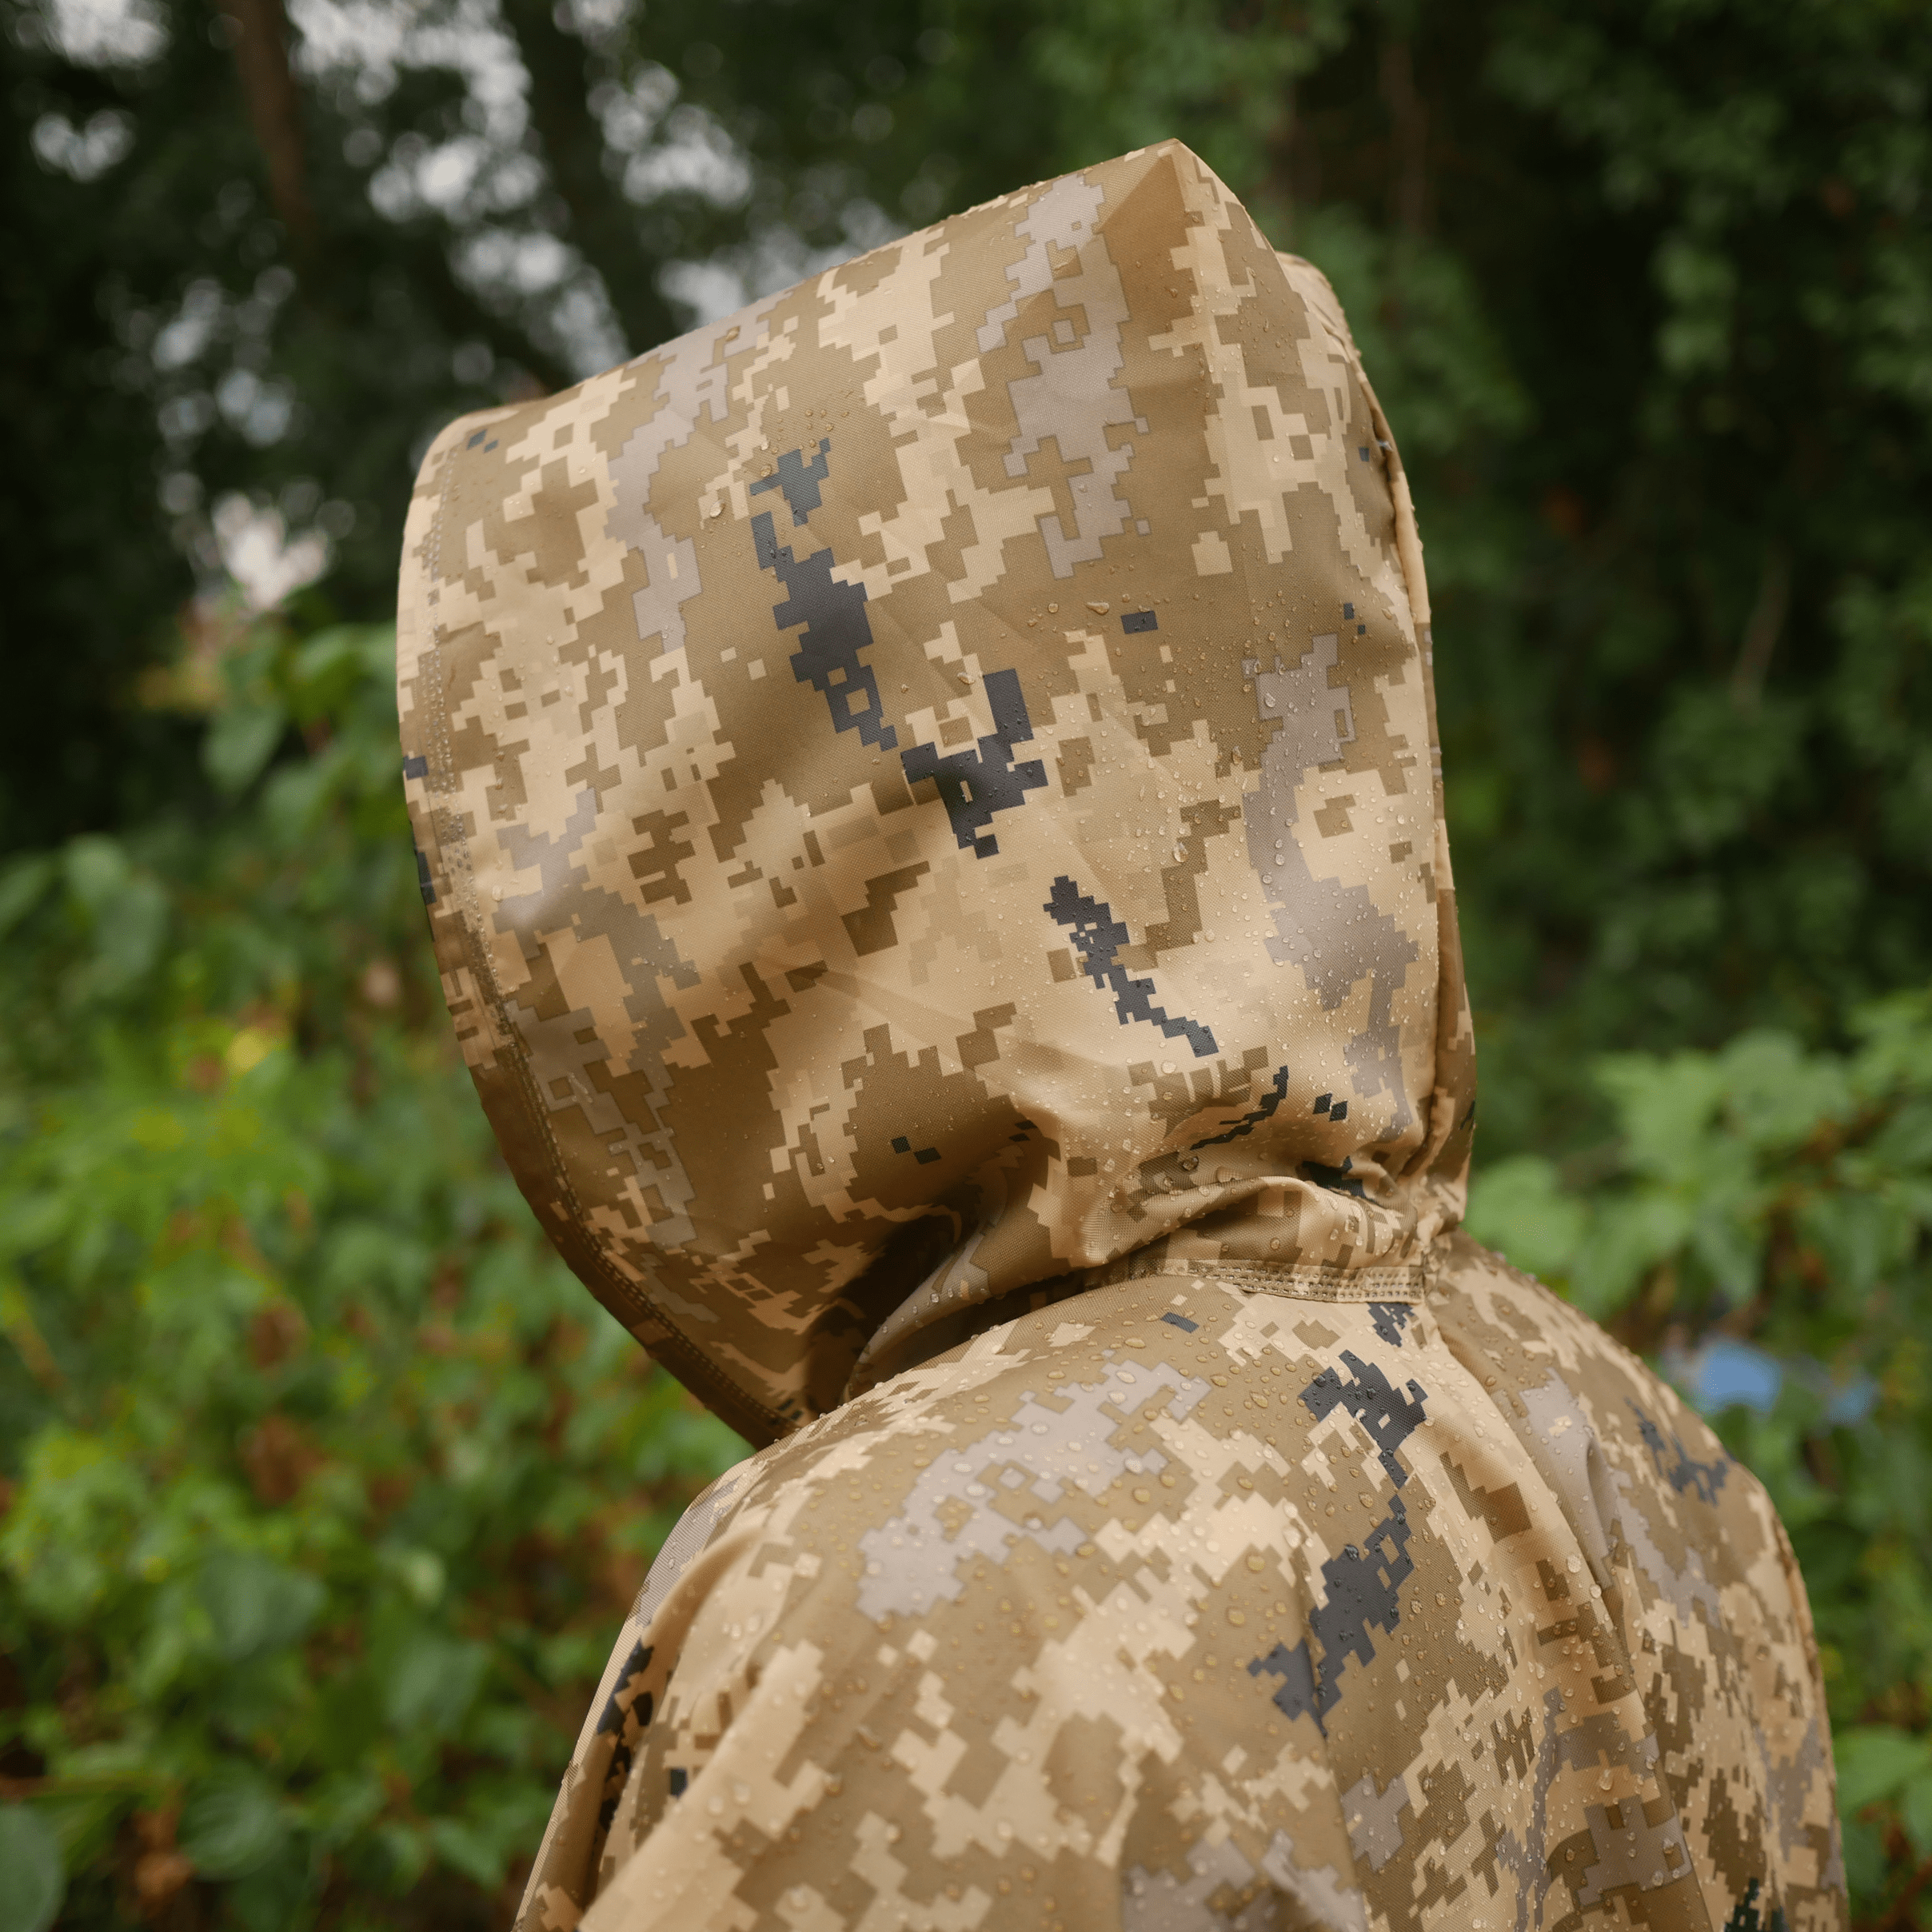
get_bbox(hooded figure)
[398,143,1842,1932]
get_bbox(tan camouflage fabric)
[396,140,1843,1932]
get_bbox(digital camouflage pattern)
[506,1256,1840,1932]
[397,136,1466,1443]
[395,141,1843,1932]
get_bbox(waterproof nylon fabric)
[396,141,1843,1932]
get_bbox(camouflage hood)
[397,139,1474,1448]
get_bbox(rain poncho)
[397,140,1844,1932]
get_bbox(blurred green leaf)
[384,1631,488,1737]
[1837,1726,1932,1813]
[180,1766,289,1879]
[0,1806,63,1932]
[204,702,288,796]
[198,1549,325,1663]
[1899,1767,1932,1860]
[60,835,130,916]
[427,1814,509,1892]
[1464,1155,1586,1282]
[0,857,54,941]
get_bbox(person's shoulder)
[763,1294,1192,1465]
[1430,1227,1780,1559]
[1430,1226,1684,1405]
[706,1287,1268,1610]
[1431,1226,1619,1353]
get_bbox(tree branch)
[497,0,681,355]
[213,0,313,255]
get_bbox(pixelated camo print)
[513,1246,1842,1932]
[397,139,1468,1447]
[394,140,1843,1932]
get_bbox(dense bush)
[13,0,1932,1153]
[7,0,1932,1922]
[1,619,1928,1929]
[0,621,743,1930]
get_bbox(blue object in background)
[1682,1337,1878,1426]
[1824,1374,1879,1427]
[1693,1338,1783,1414]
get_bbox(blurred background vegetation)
[2,0,1929,1925]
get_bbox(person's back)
[396,140,1843,1932]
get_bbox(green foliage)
[11,0,1932,1920]
[1416,0,1932,1147]
[0,617,744,1928]
[1467,996,1932,1918]
[0,1803,63,1932]
[2,625,1925,1926]
[13,0,1930,1144]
